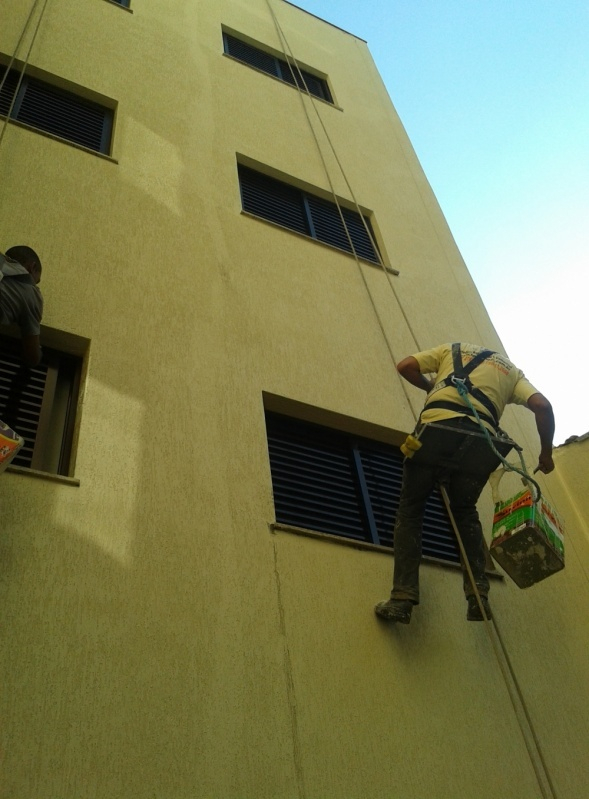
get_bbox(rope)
[440,485,555,799]
[262,4,556,796]
[265,2,423,352]
[451,376,542,501]
[263,0,424,423]
[0,0,51,152]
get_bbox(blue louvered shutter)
[265,412,460,563]
[0,334,81,474]
[0,67,112,154]
[224,33,333,103]
[358,444,460,562]
[266,413,371,541]
[0,68,20,117]
[224,34,281,77]
[305,195,380,263]
[239,166,309,235]
[238,166,380,264]
[0,338,49,469]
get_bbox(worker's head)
[5,245,42,284]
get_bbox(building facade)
[1,1,587,797]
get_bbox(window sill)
[6,464,80,487]
[0,117,118,162]
[103,0,133,11]
[270,522,503,579]
[240,211,399,274]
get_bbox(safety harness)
[423,343,500,431]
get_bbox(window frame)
[222,31,334,104]
[0,63,114,155]
[238,163,382,265]
[264,410,462,565]
[0,332,85,479]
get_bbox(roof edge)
[281,1,367,42]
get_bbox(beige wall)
[1,1,588,797]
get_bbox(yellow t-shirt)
[414,343,538,432]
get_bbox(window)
[238,165,381,264]
[0,65,113,154]
[265,411,460,563]
[223,32,333,103]
[0,334,83,476]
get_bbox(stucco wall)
[0,1,587,797]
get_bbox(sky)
[290,0,589,445]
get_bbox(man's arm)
[21,334,42,367]
[527,392,555,473]
[397,356,434,393]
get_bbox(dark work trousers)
[391,417,493,605]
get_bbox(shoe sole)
[374,605,412,624]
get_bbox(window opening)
[0,65,113,154]
[265,411,459,563]
[239,165,381,264]
[0,334,82,475]
[223,32,333,103]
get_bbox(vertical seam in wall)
[272,537,307,799]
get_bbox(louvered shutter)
[266,412,460,563]
[305,196,380,263]
[266,413,370,541]
[0,68,20,117]
[358,444,460,562]
[224,33,333,103]
[0,337,49,468]
[239,166,309,235]
[224,34,281,77]
[0,67,112,154]
[238,166,381,264]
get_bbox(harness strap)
[424,399,500,432]
[446,343,500,428]
[421,343,501,430]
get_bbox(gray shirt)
[0,254,43,336]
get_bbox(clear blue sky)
[290,1,589,445]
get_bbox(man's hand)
[527,393,555,475]
[536,451,555,474]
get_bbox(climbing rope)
[451,376,543,501]
[262,4,556,796]
[0,0,51,151]
[263,0,424,423]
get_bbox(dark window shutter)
[224,32,332,103]
[224,34,280,77]
[266,413,371,541]
[277,60,332,103]
[305,196,379,262]
[0,337,48,468]
[0,68,20,117]
[358,444,460,562]
[0,67,112,154]
[239,166,309,236]
[238,165,381,264]
[0,334,81,474]
[265,412,460,564]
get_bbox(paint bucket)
[490,488,565,588]
[0,419,24,473]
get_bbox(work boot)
[466,595,492,621]
[374,599,413,624]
